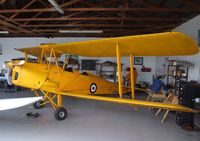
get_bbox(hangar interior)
[0,0,200,141]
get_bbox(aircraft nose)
[4,67,12,86]
[3,60,25,86]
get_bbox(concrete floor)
[0,90,199,141]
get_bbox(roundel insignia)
[90,83,97,93]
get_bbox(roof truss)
[0,0,199,37]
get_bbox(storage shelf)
[167,60,192,95]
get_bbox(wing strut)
[24,52,28,62]
[130,53,135,99]
[116,42,123,98]
[57,94,62,107]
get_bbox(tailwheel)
[54,107,67,121]
[33,100,44,109]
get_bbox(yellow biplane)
[6,32,199,120]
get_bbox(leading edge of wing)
[58,92,198,113]
[15,45,61,57]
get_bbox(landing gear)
[54,107,67,120]
[33,100,44,109]
[33,90,67,120]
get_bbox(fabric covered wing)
[58,92,198,113]
[16,46,61,57]
[16,32,198,57]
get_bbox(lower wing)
[58,92,198,113]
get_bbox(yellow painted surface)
[12,63,49,89]
[17,32,198,57]
[130,53,135,99]
[12,63,119,95]
[12,62,198,114]
[58,92,199,113]
[116,43,123,97]
[12,32,199,114]
[57,95,62,107]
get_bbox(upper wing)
[16,46,61,57]
[16,32,198,57]
[58,92,198,113]
[17,47,43,57]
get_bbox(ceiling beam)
[0,29,168,38]
[31,0,82,30]
[32,12,83,30]
[23,0,81,26]
[132,0,159,7]
[12,17,182,22]
[27,25,173,33]
[22,23,164,28]
[79,1,96,7]
[97,0,118,7]
[59,0,80,7]
[175,0,200,8]
[9,0,37,19]
[0,15,38,36]
[22,0,48,26]
[0,7,199,13]
[0,25,23,36]
[0,19,32,35]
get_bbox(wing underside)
[58,92,198,113]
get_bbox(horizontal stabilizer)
[0,97,43,111]
[59,92,198,113]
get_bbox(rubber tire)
[33,101,44,109]
[54,107,67,121]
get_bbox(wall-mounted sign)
[134,57,143,65]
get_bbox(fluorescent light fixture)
[0,31,9,34]
[59,30,103,34]
[48,0,64,14]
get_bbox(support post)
[116,43,123,98]
[48,49,53,72]
[57,94,62,107]
[130,53,135,99]
[52,49,60,75]
[40,49,44,63]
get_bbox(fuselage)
[12,62,119,95]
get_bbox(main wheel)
[33,100,44,109]
[54,107,67,121]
